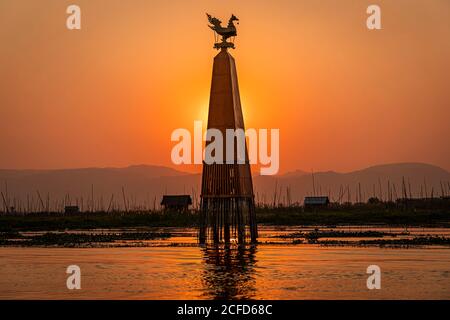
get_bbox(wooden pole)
[1,192,8,214]
[36,190,45,212]
[107,194,114,213]
[122,186,128,212]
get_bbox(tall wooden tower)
[199,14,257,244]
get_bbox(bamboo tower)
[200,14,257,244]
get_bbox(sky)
[0,0,449,174]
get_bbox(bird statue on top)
[206,13,239,49]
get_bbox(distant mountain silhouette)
[254,163,450,205]
[0,163,449,211]
[279,169,308,178]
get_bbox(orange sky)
[0,0,449,173]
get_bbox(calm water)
[1,226,449,299]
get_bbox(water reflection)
[201,244,258,299]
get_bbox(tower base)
[199,196,257,244]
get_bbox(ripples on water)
[0,226,449,299]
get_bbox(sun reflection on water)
[201,244,258,300]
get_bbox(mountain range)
[0,163,449,211]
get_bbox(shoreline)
[1,208,449,232]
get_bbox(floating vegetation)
[1,227,449,248]
[305,230,388,241]
[0,231,25,240]
[0,231,171,247]
[357,236,450,246]
[273,229,450,247]
[276,230,391,240]
[301,236,450,247]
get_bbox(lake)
[0,226,449,299]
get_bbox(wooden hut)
[160,195,192,212]
[304,196,330,209]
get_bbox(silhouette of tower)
[200,14,257,244]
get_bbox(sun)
[194,98,209,129]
